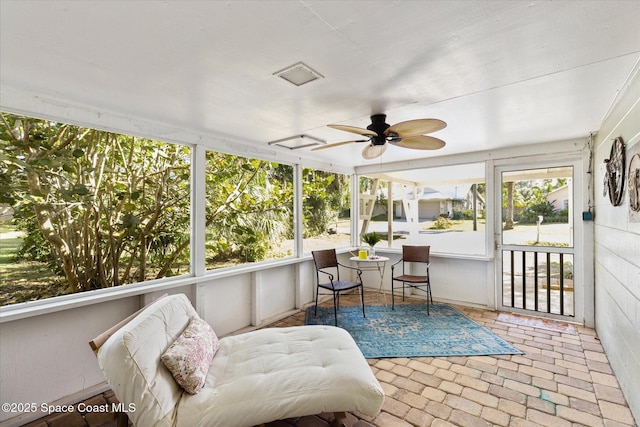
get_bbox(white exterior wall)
[546,186,569,211]
[593,66,640,423]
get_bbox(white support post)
[251,271,261,326]
[191,144,207,317]
[191,144,207,277]
[295,263,303,310]
[351,174,360,247]
[402,185,422,237]
[387,180,393,248]
[294,165,304,257]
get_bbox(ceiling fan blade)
[393,135,446,150]
[362,144,387,159]
[328,124,378,137]
[385,118,447,137]
[311,139,367,151]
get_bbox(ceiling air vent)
[268,134,326,150]
[274,62,323,86]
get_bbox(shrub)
[430,216,452,230]
[520,201,556,223]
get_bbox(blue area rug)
[305,304,523,358]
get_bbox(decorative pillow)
[161,316,220,394]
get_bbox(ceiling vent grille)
[268,134,326,150]
[274,62,323,86]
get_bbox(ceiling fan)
[313,114,446,159]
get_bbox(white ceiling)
[1,1,639,169]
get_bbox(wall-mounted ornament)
[628,144,640,222]
[603,137,625,206]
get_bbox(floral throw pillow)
[161,316,220,394]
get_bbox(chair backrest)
[312,249,338,270]
[97,294,197,427]
[402,245,430,263]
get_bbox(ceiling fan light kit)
[363,143,387,159]
[320,114,447,159]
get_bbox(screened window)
[360,163,486,256]
[501,167,573,248]
[302,168,351,254]
[0,113,191,306]
[204,152,294,269]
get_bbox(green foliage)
[430,216,453,230]
[519,201,559,223]
[546,259,574,280]
[458,209,482,220]
[562,260,574,280]
[302,169,349,237]
[14,217,54,264]
[204,153,293,265]
[1,112,353,302]
[1,112,191,293]
[502,176,570,227]
[362,232,382,246]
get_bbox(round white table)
[350,256,390,306]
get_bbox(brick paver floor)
[23,293,637,427]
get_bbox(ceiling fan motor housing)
[367,114,392,145]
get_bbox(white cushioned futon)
[96,294,384,427]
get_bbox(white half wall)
[356,250,493,308]
[0,297,139,425]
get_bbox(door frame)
[492,154,593,326]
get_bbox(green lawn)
[0,236,21,264]
[0,225,67,305]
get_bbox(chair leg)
[314,285,320,316]
[332,292,338,326]
[426,284,430,315]
[360,285,366,318]
[391,280,395,310]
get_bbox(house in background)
[1,2,639,426]
[393,187,466,220]
[547,185,570,212]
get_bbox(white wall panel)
[373,250,491,307]
[259,266,296,320]
[429,257,489,306]
[595,281,640,409]
[298,260,317,306]
[593,65,640,423]
[201,276,252,337]
[0,298,138,424]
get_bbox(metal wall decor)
[603,137,625,206]
[628,144,640,222]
